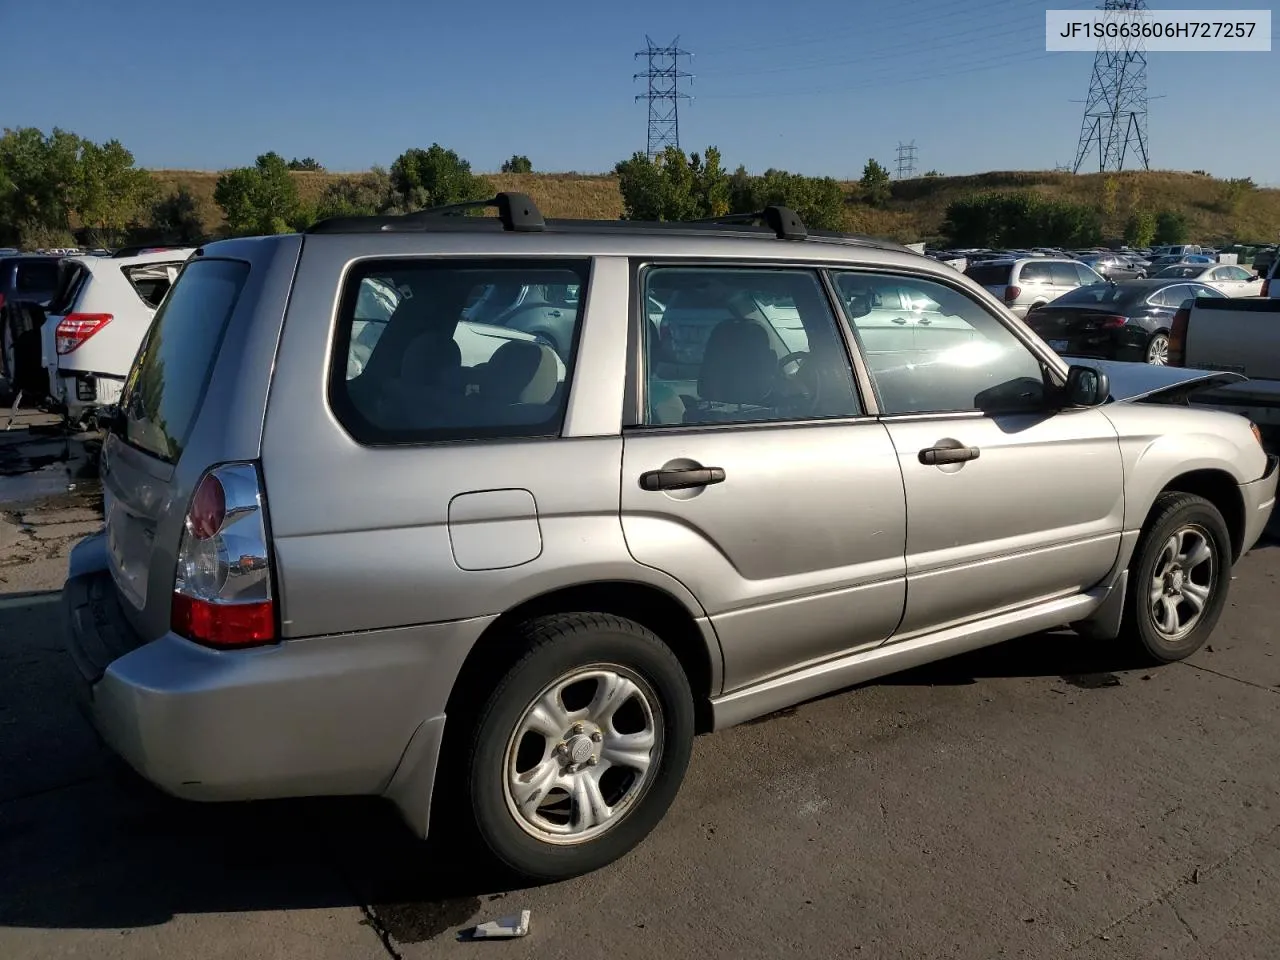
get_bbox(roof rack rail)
[109,243,193,258]
[688,206,807,241]
[306,191,544,235]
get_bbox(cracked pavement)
[1,410,1279,959]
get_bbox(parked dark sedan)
[1078,253,1147,280]
[1026,278,1226,366]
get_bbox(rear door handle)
[639,466,726,491]
[919,445,980,466]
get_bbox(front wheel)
[1146,332,1170,365]
[1122,492,1232,664]
[461,613,695,882]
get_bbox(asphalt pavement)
[1,409,1279,960]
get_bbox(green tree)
[213,151,303,235]
[1154,209,1189,245]
[0,126,84,245]
[615,146,729,221]
[923,169,942,178]
[1123,210,1156,248]
[150,185,205,243]
[72,139,156,246]
[943,192,1101,248]
[501,154,533,174]
[730,167,846,230]
[388,144,489,212]
[314,167,395,219]
[859,158,892,206]
[287,157,324,171]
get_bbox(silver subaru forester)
[63,195,1277,882]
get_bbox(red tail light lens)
[1004,286,1021,302]
[0,293,6,311]
[55,313,112,354]
[1100,315,1129,328]
[172,462,276,648]
[1168,307,1190,366]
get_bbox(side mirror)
[1063,363,1110,407]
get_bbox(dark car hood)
[1062,356,1247,403]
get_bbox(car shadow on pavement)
[0,596,527,937]
[873,629,1154,688]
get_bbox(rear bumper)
[62,533,492,838]
[1238,454,1279,557]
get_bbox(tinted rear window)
[118,258,250,463]
[15,260,59,292]
[964,264,1012,285]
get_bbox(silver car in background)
[63,195,1277,884]
[964,257,1106,318]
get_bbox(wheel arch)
[1157,468,1246,561]
[444,580,721,734]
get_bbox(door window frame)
[623,257,882,430]
[825,264,1073,425]
[625,257,1074,430]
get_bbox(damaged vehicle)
[62,195,1276,885]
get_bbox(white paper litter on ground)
[469,909,531,939]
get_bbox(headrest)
[400,331,461,381]
[485,339,559,405]
[698,318,777,405]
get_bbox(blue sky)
[3,0,1276,180]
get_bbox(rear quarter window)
[963,264,1012,286]
[118,258,250,463]
[330,258,590,445]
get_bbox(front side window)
[331,258,588,444]
[640,266,862,427]
[833,271,1050,416]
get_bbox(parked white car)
[40,248,194,421]
[1152,262,1266,298]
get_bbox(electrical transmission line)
[634,36,694,159]
[1072,0,1151,174]
[895,141,919,179]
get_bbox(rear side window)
[122,261,184,309]
[964,264,1012,286]
[1019,262,1052,283]
[1049,262,1080,285]
[330,258,589,445]
[118,258,250,463]
[16,261,59,292]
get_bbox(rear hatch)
[101,257,253,638]
[963,262,1014,302]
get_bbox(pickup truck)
[1169,296,1280,426]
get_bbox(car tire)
[1145,332,1170,365]
[460,613,695,883]
[1121,492,1232,664]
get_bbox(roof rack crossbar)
[688,206,807,241]
[395,192,545,232]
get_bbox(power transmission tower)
[1072,0,1151,174]
[895,141,918,179]
[634,36,693,159]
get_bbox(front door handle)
[639,466,726,491]
[919,444,980,466]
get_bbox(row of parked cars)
[44,193,1279,886]
[0,246,194,422]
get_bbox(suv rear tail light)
[1004,286,1021,302]
[55,313,112,354]
[171,462,277,648]
[1168,306,1190,367]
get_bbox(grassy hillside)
[150,168,1280,246]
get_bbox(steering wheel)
[769,350,824,417]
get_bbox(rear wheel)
[460,613,695,882]
[1146,332,1169,365]
[1122,492,1231,663]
